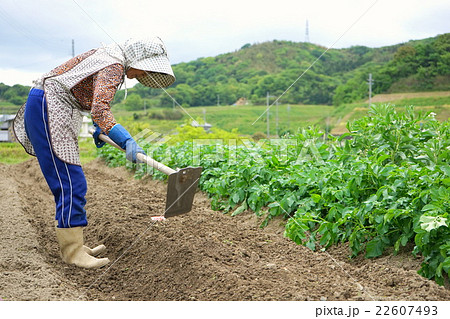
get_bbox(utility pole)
[275,100,279,137]
[266,92,276,138]
[287,105,291,131]
[266,92,270,138]
[217,94,220,107]
[305,20,310,43]
[368,73,373,107]
[72,39,75,58]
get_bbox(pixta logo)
[130,129,327,171]
[127,129,174,172]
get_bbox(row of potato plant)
[98,105,449,285]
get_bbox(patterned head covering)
[123,37,175,88]
[104,37,176,88]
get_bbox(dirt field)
[1,158,449,301]
[366,91,450,103]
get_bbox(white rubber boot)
[56,227,110,269]
[83,244,107,256]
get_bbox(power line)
[252,0,379,126]
[0,5,66,51]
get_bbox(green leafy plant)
[98,105,449,285]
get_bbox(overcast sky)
[0,0,449,86]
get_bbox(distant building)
[233,97,248,106]
[0,114,16,142]
[191,120,212,133]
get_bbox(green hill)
[109,33,449,109]
[1,33,449,112]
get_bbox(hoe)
[89,129,202,218]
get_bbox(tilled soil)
[1,158,449,301]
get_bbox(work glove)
[108,123,146,163]
[92,122,106,148]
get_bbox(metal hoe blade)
[165,167,202,218]
[89,129,203,219]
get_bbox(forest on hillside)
[118,33,450,108]
[1,33,449,109]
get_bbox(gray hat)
[123,37,175,88]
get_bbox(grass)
[79,138,99,164]
[367,91,450,104]
[114,103,335,137]
[329,104,450,135]
[328,92,450,135]
[178,103,335,135]
[0,139,98,165]
[0,142,32,164]
[113,91,450,138]
[0,101,21,114]
[1,90,448,165]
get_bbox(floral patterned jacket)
[14,48,124,166]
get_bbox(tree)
[123,94,144,111]
[393,46,418,77]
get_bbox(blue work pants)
[24,88,88,228]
